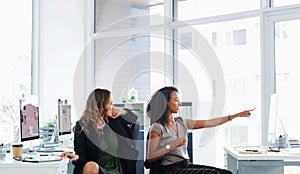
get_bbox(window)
[275,19,300,141]
[176,14,261,166]
[92,0,300,170]
[0,0,32,144]
[233,29,247,45]
[94,0,172,103]
[274,0,300,7]
[178,0,260,20]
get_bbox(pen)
[245,150,259,152]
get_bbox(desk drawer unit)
[0,159,70,174]
[227,153,284,174]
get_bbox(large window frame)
[0,0,33,144]
[91,0,300,166]
[262,4,300,146]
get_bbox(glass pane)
[95,0,165,33]
[274,0,300,7]
[275,19,300,142]
[95,1,172,103]
[95,35,151,103]
[178,0,260,20]
[150,3,164,17]
[178,17,261,165]
[0,0,32,144]
[94,29,174,103]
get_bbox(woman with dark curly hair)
[146,86,254,174]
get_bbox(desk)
[0,153,72,174]
[224,146,300,174]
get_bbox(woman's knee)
[83,161,99,174]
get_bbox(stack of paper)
[234,146,267,154]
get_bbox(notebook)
[22,155,62,163]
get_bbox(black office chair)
[144,132,162,174]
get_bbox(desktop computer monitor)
[268,93,278,144]
[268,93,279,145]
[58,104,71,135]
[20,103,39,142]
[268,93,291,148]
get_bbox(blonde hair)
[78,88,111,135]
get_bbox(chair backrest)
[144,131,162,174]
[144,158,162,174]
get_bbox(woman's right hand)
[171,137,187,148]
[61,152,79,162]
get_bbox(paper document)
[234,146,267,154]
[22,154,62,163]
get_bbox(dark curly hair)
[146,86,178,126]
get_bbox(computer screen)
[58,104,71,135]
[20,103,40,142]
[268,93,278,144]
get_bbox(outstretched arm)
[187,108,255,129]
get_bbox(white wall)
[38,0,91,125]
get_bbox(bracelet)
[228,115,231,121]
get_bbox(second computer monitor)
[58,104,71,135]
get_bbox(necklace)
[170,122,176,128]
[169,121,178,134]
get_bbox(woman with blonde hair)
[62,88,139,174]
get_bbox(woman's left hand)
[110,106,127,119]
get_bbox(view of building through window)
[178,0,259,20]
[176,17,261,166]
[0,0,32,144]
[275,0,300,6]
[275,19,300,141]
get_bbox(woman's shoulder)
[150,122,163,129]
[74,120,85,132]
[75,120,82,126]
[149,122,166,135]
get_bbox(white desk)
[224,146,300,174]
[0,153,71,174]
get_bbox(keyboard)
[37,149,64,153]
